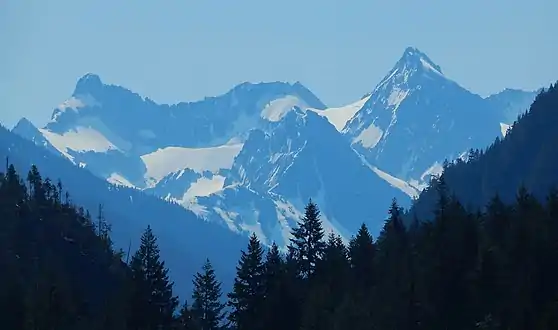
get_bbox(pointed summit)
[395,46,443,75]
[12,117,37,133]
[73,73,103,96]
[369,47,447,96]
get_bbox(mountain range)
[12,46,537,248]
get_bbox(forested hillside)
[0,124,246,296]
[410,83,558,221]
[3,161,558,329]
[0,164,130,328]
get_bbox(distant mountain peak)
[396,46,443,75]
[73,73,104,96]
[368,47,446,96]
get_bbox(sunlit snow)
[39,126,119,160]
[260,95,308,122]
[107,172,136,188]
[500,122,511,137]
[182,175,226,200]
[140,144,243,183]
[52,94,100,121]
[308,95,370,131]
[372,167,419,199]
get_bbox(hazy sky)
[1,0,556,127]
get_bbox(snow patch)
[355,149,419,198]
[500,122,511,137]
[353,123,383,149]
[183,199,209,217]
[387,88,409,111]
[107,173,136,188]
[261,96,308,122]
[212,207,241,232]
[39,127,119,160]
[182,175,226,200]
[372,167,419,199]
[52,94,100,121]
[419,161,444,183]
[141,144,243,184]
[308,95,370,131]
[420,58,443,75]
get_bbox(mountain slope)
[343,47,503,184]
[208,108,410,238]
[14,75,412,241]
[0,124,246,297]
[18,76,326,190]
[410,83,558,221]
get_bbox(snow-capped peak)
[371,47,445,96]
[398,46,443,75]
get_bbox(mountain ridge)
[11,46,539,243]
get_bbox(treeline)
[2,163,558,329]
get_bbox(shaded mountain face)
[409,83,558,221]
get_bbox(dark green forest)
[1,84,558,329]
[2,163,558,329]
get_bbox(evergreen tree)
[96,204,112,250]
[129,225,179,330]
[303,233,350,330]
[177,301,201,330]
[348,223,376,288]
[345,223,377,330]
[0,163,131,329]
[191,259,225,330]
[375,198,419,330]
[260,242,293,330]
[288,199,326,279]
[227,233,265,330]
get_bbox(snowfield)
[140,143,243,183]
[308,95,370,131]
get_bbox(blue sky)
[1,0,556,127]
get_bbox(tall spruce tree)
[375,198,419,330]
[345,223,378,330]
[288,199,326,279]
[227,233,265,330]
[260,242,294,330]
[129,225,178,330]
[348,223,376,288]
[303,233,350,330]
[191,259,225,330]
